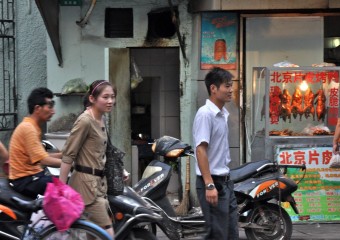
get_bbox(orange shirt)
[9,117,49,180]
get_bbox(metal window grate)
[105,8,133,38]
[0,0,17,131]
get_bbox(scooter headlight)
[165,149,184,157]
[151,142,156,152]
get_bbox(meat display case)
[250,66,340,160]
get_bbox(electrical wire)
[295,167,307,185]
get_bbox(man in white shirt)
[193,67,238,239]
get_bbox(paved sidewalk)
[157,222,340,239]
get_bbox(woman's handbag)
[105,133,126,196]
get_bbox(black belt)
[211,174,230,182]
[75,165,104,177]
[198,174,230,182]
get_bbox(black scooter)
[133,136,306,240]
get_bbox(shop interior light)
[333,38,340,48]
[299,80,309,91]
[325,37,340,48]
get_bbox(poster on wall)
[275,145,340,222]
[200,12,237,70]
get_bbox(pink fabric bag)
[43,177,85,231]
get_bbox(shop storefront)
[253,66,340,221]
[190,0,340,221]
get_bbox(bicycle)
[0,178,112,240]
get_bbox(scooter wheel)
[245,203,292,240]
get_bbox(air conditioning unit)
[59,0,82,6]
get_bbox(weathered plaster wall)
[0,2,46,145]
[47,0,194,174]
[16,1,47,121]
[47,0,193,124]
[0,2,46,175]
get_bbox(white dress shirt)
[193,99,231,176]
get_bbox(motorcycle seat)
[230,159,272,183]
[11,196,42,213]
[0,178,33,208]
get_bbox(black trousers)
[10,170,53,199]
[196,176,239,240]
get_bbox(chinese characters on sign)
[279,149,333,165]
[270,71,339,84]
[276,146,340,221]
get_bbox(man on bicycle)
[9,88,62,198]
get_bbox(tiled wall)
[131,48,180,140]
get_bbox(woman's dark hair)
[205,67,234,95]
[27,88,54,114]
[83,80,116,109]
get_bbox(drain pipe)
[76,0,97,27]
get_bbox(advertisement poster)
[200,12,237,70]
[275,145,340,222]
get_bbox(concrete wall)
[0,2,47,144]
[46,1,194,183]
[17,1,47,121]
[47,0,193,137]
[0,2,47,175]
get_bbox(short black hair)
[27,88,54,114]
[205,67,233,95]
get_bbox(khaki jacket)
[62,112,107,205]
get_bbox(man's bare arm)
[196,143,213,184]
[48,152,62,159]
[196,142,218,206]
[333,118,340,154]
[0,141,8,161]
[59,162,72,183]
[40,157,61,168]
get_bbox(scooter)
[1,140,162,240]
[0,178,114,240]
[108,187,162,240]
[133,136,306,240]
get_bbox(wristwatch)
[205,183,215,190]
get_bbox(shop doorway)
[130,48,180,192]
[108,47,181,190]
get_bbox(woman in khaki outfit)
[60,80,116,238]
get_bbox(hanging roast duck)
[280,89,292,122]
[291,88,304,120]
[315,89,327,122]
[303,88,315,120]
